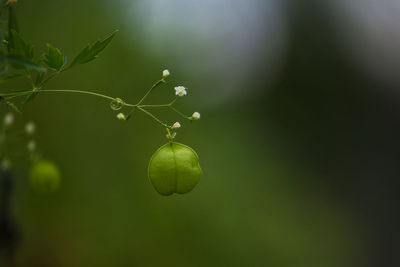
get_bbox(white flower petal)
[172,122,181,129]
[162,69,170,79]
[192,112,200,120]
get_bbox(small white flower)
[116,113,126,121]
[162,69,170,79]
[25,121,36,135]
[172,122,181,129]
[174,86,187,97]
[4,113,14,127]
[192,112,200,120]
[27,140,36,152]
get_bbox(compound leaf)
[69,30,118,68]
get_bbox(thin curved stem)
[38,71,60,87]
[0,90,33,97]
[0,89,136,107]
[0,85,192,130]
[136,79,164,105]
[42,89,119,102]
[137,107,172,129]
[137,101,192,121]
[169,106,191,120]
[25,69,36,88]
[169,96,178,105]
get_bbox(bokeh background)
[1,0,400,266]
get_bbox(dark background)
[1,0,399,266]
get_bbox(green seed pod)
[148,142,202,196]
[29,160,61,193]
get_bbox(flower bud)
[162,69,170,79]
[172,122,181,129]
[116,113,126,121]
[192,112,200,120]
[25,121,36,135]
[3,113,14,127]
[27,140,36,152]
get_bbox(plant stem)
[38,71,59,87]
[169,106,191,119]
[0,89,135,107]
[0,86,191,129]
[138,104,170,108]
[42,89,121,102]
[136,79,164,106]
[137,107,172,129]
[169,96,178,106]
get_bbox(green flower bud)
[116,113,126,121]
[29,160,61,193]
[191,112,200,120]
[148,142,202,196]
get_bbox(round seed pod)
[29,160,61,193]
[148,142,202,196]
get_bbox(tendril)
[110,98,125,110]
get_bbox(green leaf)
[8,29,34,61]
[69,30,118,68]
[6,56,46,72]
[35,71,45,86]
[41,43,65,71]
[7,6,19,53]
[4,99,21,113]
[23,91,38,104]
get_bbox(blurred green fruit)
[29,160,61,193]
[148,142,202,196]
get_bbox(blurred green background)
[2,0,400,266]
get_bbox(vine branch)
[0,85,192,130]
